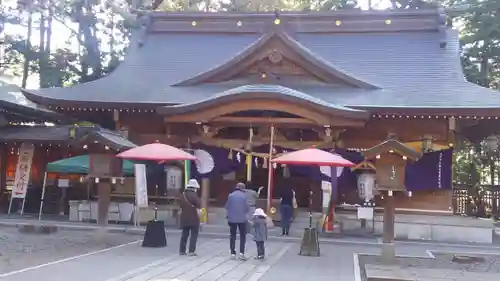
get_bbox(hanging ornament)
[254,157,259,168]
[236,152,241,163]
[263,157,268,169]
[283,164,290,178]
[194,149,215,174]
[228,148,233,160]
[273,163,277,169]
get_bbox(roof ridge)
[149,9,441,19]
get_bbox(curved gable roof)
[173,31,379,89]
[157,84,369,120]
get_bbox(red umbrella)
[116,142,196,161]
[271,148,354,167]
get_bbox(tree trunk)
[480,51,490,87]
[21,12,33,89]
[38,0,47,88]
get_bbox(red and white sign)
[12,143,34,199]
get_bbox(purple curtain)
[187,144,453,191]
[405,148,453,190]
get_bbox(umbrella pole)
[266,125,275,213]
[38,172,48,221]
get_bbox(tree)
[459,0,500,89]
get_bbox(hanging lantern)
[119,126,129,139]
[486,135,498,153]
[357,172,375,201]
[228,148,233,160]
[68,125,77,139]
[282,164,290,178]
[421,135,434,153]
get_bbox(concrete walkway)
[0,237,293,281]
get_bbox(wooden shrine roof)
[0,125,136,151]
[0,78,66,123]
[21,9,500,115]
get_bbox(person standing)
[179,179,201,256]
[225,182,249,260]
[280,185,294,236]
[251,208,268,260]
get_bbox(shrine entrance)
[156,88,370,212]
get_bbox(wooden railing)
[452,184,500,218]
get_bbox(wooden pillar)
[0,144,7,212]
[0,144,7,198]
[113,109,120,130]
[381,190,396,264]
[201,177,210,223]
[97,181,112,226]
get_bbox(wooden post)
[381,190,396,264]
[201,177,210,223]
[97,181,112,225]
[0,144,7,203]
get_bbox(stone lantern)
[363,133,421,264]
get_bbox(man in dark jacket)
[225,182,249,260]
[179,179,201,256]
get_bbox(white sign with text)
[11,143,35,199]
[134,164,148,207]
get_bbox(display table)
[142,220,167,248]
[68,201,134,223]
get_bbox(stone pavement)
[0,233,369,281]
[365,264,500,281]
[4,233,500,281]
[358,250,500,281]
[105,239,292,281]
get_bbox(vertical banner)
[330,166,338,203]
[134,164,148,207]
[11,143,35,199]
[246,154,252,182]
[184,138,191,185]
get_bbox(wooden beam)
[192,136,333,150]
[210,116,314,125]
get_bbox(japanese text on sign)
[134,164,148,207]
[11,143,34,199]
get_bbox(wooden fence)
[452,184,500,217]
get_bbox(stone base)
[93,227,109,243]
[380,243,396,265]
[299,228,320,257]
[18,224,58,234]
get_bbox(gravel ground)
[0,228,141,274]
[358,252,500,280]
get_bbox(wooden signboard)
[375,154,407,191]
[89,154,123,178]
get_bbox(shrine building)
[10,9,500,214]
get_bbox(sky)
[3,0,393,88]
